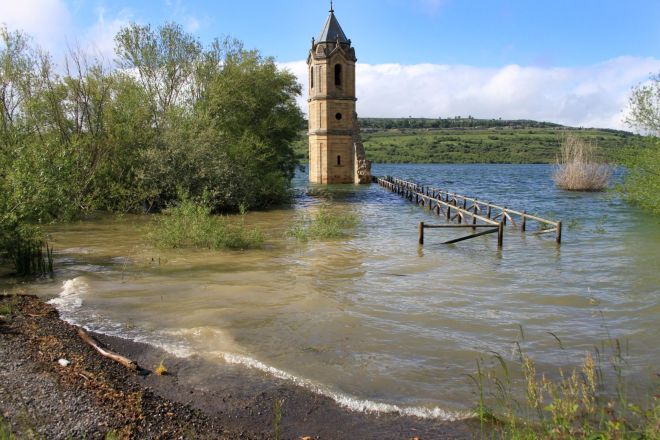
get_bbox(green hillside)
[293,118,645,164]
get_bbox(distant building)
[307,3,371,184]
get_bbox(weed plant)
[0,417,16,440]
[149,195,264,250]
[0,223,53,277]
[288,205,359,240]
[469,329,660,439]
[274,399,282,440]
[154,359,168,376]
[553,135,612,191]
[0,296,17,317]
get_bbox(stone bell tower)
[307,3,371,184]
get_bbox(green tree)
[623,73,660,215]
[114,22,202,129]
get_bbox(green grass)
[0,417,16,440]
[288,205,359,240]
[0,297,17,317]
[294,123,646,164]
[470,330,660,439]
[149,197,264,250]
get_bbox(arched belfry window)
[337,155,341,166]
[310,67,314,89]
[334,64,342,86]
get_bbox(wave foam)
[216,352,472,421]
[46,281,471,421]
[47,277,89,313]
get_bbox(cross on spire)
[330,1,334,13]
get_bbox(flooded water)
[5,164,660,419]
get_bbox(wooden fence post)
[521,211,527,232]
[556,221,562,244]
[419,222,424,245]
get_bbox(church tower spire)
[307,5,370,184]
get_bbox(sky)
[2,0,660,129]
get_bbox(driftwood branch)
[77,329,139,371]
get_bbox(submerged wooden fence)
[375,176,562,247]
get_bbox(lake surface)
[5,164,659,419]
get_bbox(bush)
[149,195,263,250]
[553,135,612,191]
[0,222,53,277]
[619,140,660,215]
[0,24,303,223]
[288,205,359,240]
[471,333,660,439]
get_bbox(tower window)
[337,155,341,166]
[335,112,342,120]
[310,67,314,88]
[334,64,342,86]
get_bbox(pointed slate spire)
[317,4,349,44]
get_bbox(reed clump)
[470,332,660,439]
[149,196,264,250]
[553,135,612,191]
[288,205,359,240]
[0,223,54,277]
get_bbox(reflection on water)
[5,164,660,418]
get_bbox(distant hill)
[358,117,633,135]
[360,117,563,130]
[293,117,644,164]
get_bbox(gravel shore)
[0,294,478,439]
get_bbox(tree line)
[0,23,304,273]
[359,117,563,130]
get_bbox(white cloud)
[279,56,660,129]
[0,0,72,52]
[81,6,132,62]
[164,0,203,33]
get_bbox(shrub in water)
[553,135,612,191]
[0,222,53,277]
[149,196,263,250]
[288,205,359,240]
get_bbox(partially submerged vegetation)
[149,196,263,250]
[553,135,612,191]
[0,223,53,277]
[288,206,359,240]
[471,331,660,439]
[619,141,660,215]
[0,22,302,272]
[622,72,660,215]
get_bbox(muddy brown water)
[4,164,659,420]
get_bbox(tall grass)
[0,417,16,440]
[10,240,54,277]
[149,196,264,250]
[287,205,359,241]
[0,223,54,277]
[470,330,660,439]
[553,135,612,191]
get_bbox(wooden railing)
[376,176,562,247]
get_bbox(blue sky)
[2,0,660,128]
